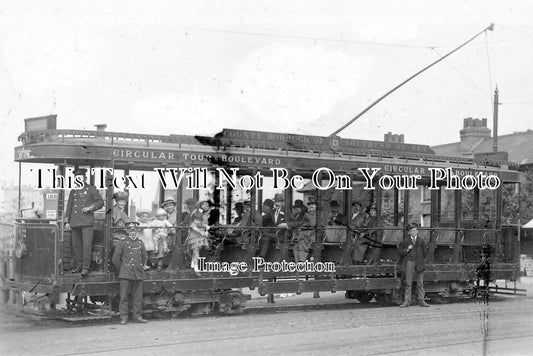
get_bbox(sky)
[1,0,532,189]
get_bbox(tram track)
[5,298,529,355]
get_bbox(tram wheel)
[427,294,450,304]
[355,291,375,303]
[374,293,393,305]
[345,290,357,299]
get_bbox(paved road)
[1,293,533,356]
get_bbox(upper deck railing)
[17,128,521,170]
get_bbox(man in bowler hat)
[399,222,430,307]
[65,168,104,276]
[112,221,149,324]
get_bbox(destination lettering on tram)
[220,128,435,154]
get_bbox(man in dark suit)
[273,193,286,225]
[328,200,346,225]
[399,222,429,307]
[112,221,148,325]
[65,168,104,276]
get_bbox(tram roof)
[15,126,521,172]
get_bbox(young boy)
[112,221,149,324]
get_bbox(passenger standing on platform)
[258,199,276,258]
[181,197,198,226]
[273,193,286,225]
[328,200,346,225]
[136,209,154,270]
[239,200,263,227]
[112,221,148,325]
[161,197,177,226]
[232,202,244,225]
[186,212,209,276]
[65,168,104,276]
[399,222,430,308]
[365,205,384,265]
[351,201,368,264]
[111,192,129,246]
[289,200,312,262]
[151,208,173,271]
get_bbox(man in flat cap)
[112,221,148,324]
[65,168,104,276]
[399,222,429,308]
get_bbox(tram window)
[479,189,497,228]
[380,188,403,227]
[126,170,159,217]
[461,189,475,220]
[352,181,372,211]
[439,187,455,222]
[408,184,431,226]
[502,182,520,225]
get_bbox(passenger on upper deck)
[65,168,104,276]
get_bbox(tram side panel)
[13,223,57,283]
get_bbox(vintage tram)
[1,115,523,317]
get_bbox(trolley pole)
[492,87,499,152]
[329,24,495,138]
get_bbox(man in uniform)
[112,221,149,324]
[65,168,104,276]
[399,222,430,307]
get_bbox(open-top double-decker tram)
[2,115,523,317]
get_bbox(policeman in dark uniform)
[65,168,104,276]
[112,221,148,324]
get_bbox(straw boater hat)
[195,199,210,209]
[161,197,177,207]
[135,209,153,218]
[274,193,284,202]
[155,208,167,217]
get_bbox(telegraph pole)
[492,87,499,152]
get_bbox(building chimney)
[95,124,107,132]
[384,132,405,143]
[459,117,491,151]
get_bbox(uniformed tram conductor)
[65,168,104,276]
[113,221,148,325]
